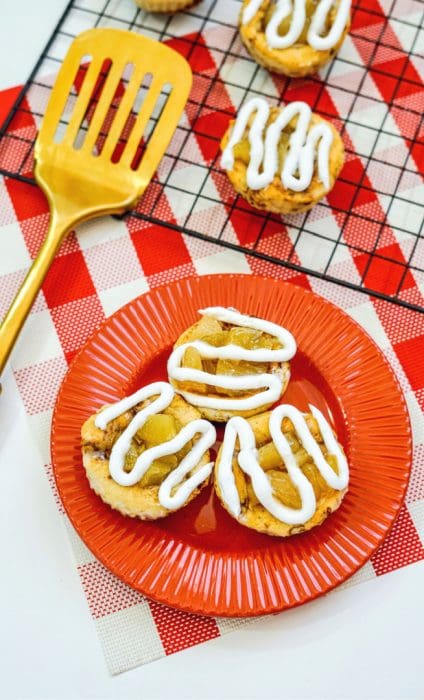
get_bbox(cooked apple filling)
[231,414,339,510]
[82,408,192,488]
[174,314,283,398]
[264,0,331,45]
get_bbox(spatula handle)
[0,214,71,383]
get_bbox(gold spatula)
[0,28,192,381]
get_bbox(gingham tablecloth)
[1,3,424,676]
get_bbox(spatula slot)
[73,57,113,151]
[129,82,174,171]
[108,71,153,166]
[92,62,136,158]
[53,54,92,144]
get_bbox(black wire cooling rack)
[0,0,423,311]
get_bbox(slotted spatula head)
[34,28,192,223]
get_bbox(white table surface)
[0,3,423,699]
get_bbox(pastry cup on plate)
[215,406,349,537]
[168,307,296,422]
[81,391,214,520]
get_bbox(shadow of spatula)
[0,28,192,383]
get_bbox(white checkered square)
[0,221,31,274]
[11,308,64,371]
[195,249,251,276]
[83,237,143,291]
[99,277,150,317]
[76,217,129,251]
[387,199,423,234]
[96,604,165,675]
[347,301,391,350]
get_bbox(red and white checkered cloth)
[1,0,423,676]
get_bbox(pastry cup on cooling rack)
[220,101,345,215]
[135,0,200,12]
[215,409,349,537]
[239,0,351,77]
[81,394,212,520]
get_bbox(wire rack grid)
[0,0,423,311]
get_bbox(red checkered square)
[284,80,324,107]
[5,177,49,221]
[394,335,424,391]
[167,34,216,73]
[250,256,311,286]
[188,74,215,110]
[352,1,384,29]
[372,45,406,67]
[391,106,421,142]
[254,230,296,262]
[397,287,424,311]
[0,86,31,125]
[230,208,285,248]
[78,561,142,619]
[342,216,381,252]
[369,66,402,103]
[147,261,196,288]
[371,505,424,576]
[336,158,377,209]
[0,134,34,178]
[5,116,36,141]
[206,77,234,113]
[134,180,176,223]
[192,111,231,163]
[50,295,104,363]
[396,91,423,114]
[42,250,96,308]
[355,245,415,296]
[131,222,191,276]
[149,598,219,655]
[373,300,424,345]
[14,356,68,414]
[19,212,49,258]
[56,230,81,257]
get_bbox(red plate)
[51,275,412,616]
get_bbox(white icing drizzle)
[308,0,351,51]
[266,0,306,49]
[167,306,296,412]
[242,0,351,52]
[243,0,264,23]
[221,97,334,192]
[217,404,349,525]
[94,381,216,509]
